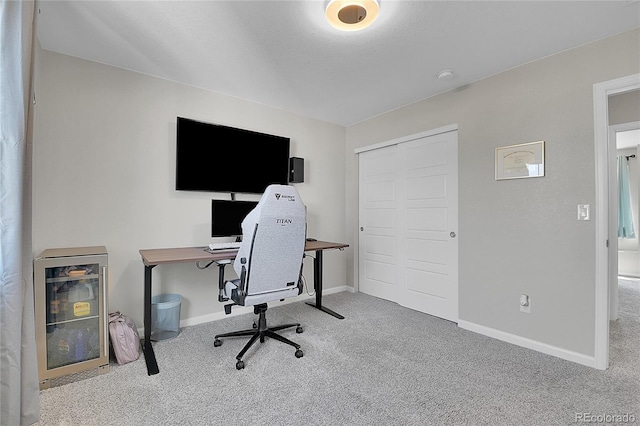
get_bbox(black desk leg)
[305,249,344,319]
[143,265,159,375]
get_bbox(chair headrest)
[256,185,305,216]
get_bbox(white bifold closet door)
[358,130,458,322]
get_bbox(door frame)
[593,74,640,370]
[354,125,458,155]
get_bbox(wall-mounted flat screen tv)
[176,117,290,194]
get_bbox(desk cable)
[196,260,215,270]
[300,273,315,297]
[301,247,345,296]
[196,253,322,296]
[302,253,315,297]
[195,260,315,296]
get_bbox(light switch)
[578,204,590,221]
[520,294,531,313]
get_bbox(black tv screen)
[176,117,290,194]
[211,200,258,237]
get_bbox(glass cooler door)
[44,263,102,370]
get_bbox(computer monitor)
[211,200,258,237]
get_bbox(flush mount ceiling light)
[326,0,380,31]
[437,69,454,81]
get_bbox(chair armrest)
[238,258,247,295]
[216,262,229,302]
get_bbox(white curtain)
[0,1,40,424]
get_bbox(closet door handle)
[450,232,456,238]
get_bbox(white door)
[398,132,458,321]
[358,130,458,322]
[358,144,399,302]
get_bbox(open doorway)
[613,122,640,320]
[594,76,640,370]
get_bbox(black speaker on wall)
[289,157,304,183]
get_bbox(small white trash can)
[151,293,182,341]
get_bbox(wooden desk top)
[140,240,348,267]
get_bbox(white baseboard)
[180,285,354,328]
[457,319,597,369]
[619,273,640,279]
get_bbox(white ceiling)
[36,0,640,126]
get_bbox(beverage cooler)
[34,247,109,389]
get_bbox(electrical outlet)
[520,294,531,313]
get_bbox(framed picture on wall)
[495,141,545,180]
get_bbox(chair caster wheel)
[214,339,222,347]
[296,326,303,333]
[236,360,245,370]
[295,349,303,358]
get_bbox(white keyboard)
[206,242,242,251]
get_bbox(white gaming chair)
[214,184,306,369]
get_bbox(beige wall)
[32,50,347,328]
[345,29,640,357]
[609,89,640,126]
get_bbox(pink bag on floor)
[108,312,140,365]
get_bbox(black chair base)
[214,303,303,369]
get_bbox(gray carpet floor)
[39,282,640,425]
